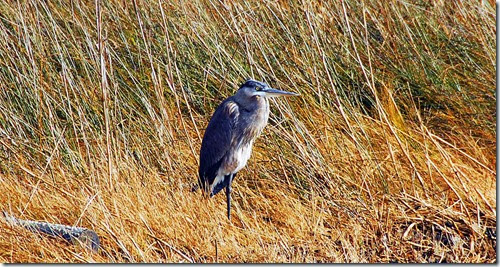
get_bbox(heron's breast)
[221,142,254,175]
[233,142,253,173]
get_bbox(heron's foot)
[190,184,199,192]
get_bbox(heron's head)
[236,79,299,98]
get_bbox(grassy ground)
[0,0,496,263]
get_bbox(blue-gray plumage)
[198,79,299,219]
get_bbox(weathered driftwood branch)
[2,211,100,253]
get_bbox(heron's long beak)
[261,87,299,97]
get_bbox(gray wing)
[198,98,239,192]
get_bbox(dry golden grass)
[0,0,496,263]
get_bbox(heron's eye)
[255,86,262,91]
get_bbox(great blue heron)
[197,79,299,219]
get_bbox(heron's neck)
[238,96,269,143]
[255,96,269,115]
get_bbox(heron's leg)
[225,174,234,220]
